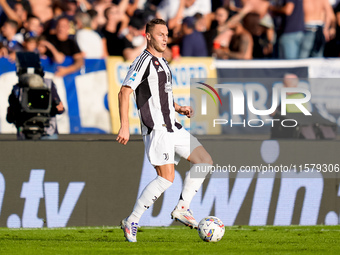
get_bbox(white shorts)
[143,127,202,166]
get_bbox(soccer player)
[116,18,213,243]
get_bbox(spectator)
[258,14,275,58]
[28,0,53,25]
[45,1,67,36]
[47,16,84,77]
[48,0,83,36]
[87,9,109,57]
[270,0,305,59]
[213,16,254,60]
[37,36,65,63]
[0,19,23,59]
[94,0,116,28]
[126,0,157,17]
[193,12,206,32]
[13,0,30,24]
[62,0,79,35]
[94,0,129,29]
[65,0,79,18]
[21,15,43,39]
[327,0,340,57]
[157,0,212,30]
[51,0,66,18]
[121,12,147,61]
[87,9,99,30]
[239,0,270,19]
[242,12,274,59]
[101,4,127,56]
[126,0,140,17]
[239,1,275,56]
[299,0,336,58]
[211,0,226,12]
[75,11,106,58]
[228,0,244,11]
[204,7,229,56]
[0,0,28,27]
[181,16,208,56]
[23,35,38,53]
[213,6,229,31]
[212,4,253,53]
[126,0,161,18]
[327,1,340,56]
[76,0,93,11]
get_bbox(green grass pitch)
[0,225,339,254]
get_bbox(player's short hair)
[145,18,167,34]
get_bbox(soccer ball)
[197,216,225,242]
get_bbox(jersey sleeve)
[122,53,151,91]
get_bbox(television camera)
[7,52,53,139]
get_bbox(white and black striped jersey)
[122,49,182,135]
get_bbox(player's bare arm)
[117,86,133,145]
[174,102,193,118]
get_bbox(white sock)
[176,164,211,210]
[127,175,172,223]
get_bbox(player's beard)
[154,44,165,53]
[151,38,166,53]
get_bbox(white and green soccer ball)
[197,216,225,242]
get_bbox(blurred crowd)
[0,0,340,77]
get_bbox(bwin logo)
[163,153,169,161]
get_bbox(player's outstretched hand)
[178,106,194,118]
[116,127,130,145]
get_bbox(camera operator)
[6,52,65,140]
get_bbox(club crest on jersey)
[154,60,159,65]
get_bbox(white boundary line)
[1,226,339,231]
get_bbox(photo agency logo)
[196,82,223,114]
[196,79,312,128]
